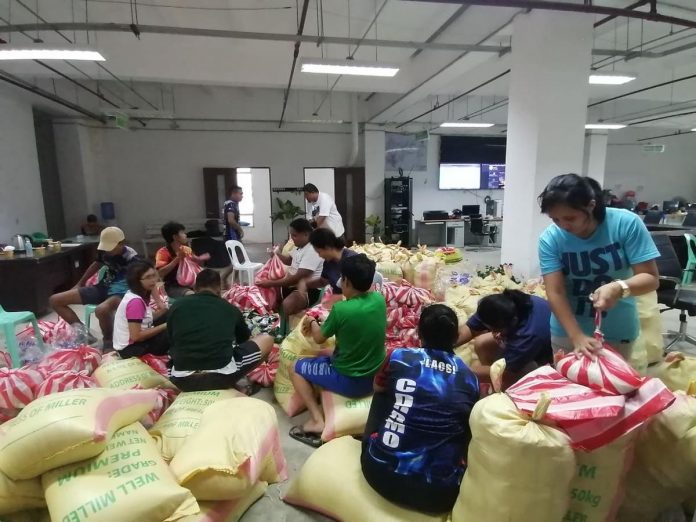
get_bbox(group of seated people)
[47,217,557,515]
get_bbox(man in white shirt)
[257,218,324,316]
[304,183,345,238]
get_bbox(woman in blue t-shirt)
[457,289,552,389]
[538,174,659,359]
[361,304,479,514]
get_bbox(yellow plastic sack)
[0,388,158,480]
[617,391,696,522]
[284,436,448,522]
[453,394,575,522]
[149,389,244,461]
[178,482,267,522]
[93,357,176,390]
[320,391,372,442]
[273,316,334,416]
[376,262,403,283]
[635,291,664,365]
[42,423,199,522]
[169,398,287,501]
[454,342,479,367]
[445,285,481,324]
[0,471,44,516]
[412,258,443,291]
[649,352,696,392]
[565,433,638,522]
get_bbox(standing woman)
[538,174,659,359]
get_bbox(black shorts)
[170,340,263,392]
[78,284,109,305]
[280,287,321,306]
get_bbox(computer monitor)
[663,200,679,214]
[461,204,480,216]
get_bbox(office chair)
[469,215,497,247]
[652,234,696,352]
[683,212,696,227]
[643,210,664,225]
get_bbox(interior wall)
[0,89,46,243]
[242,168,272,244]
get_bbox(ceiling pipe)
[627,108,696,126]
[0,69,106,123]
[594,0,650,28]
[404,0,696,30]
[636,130,695,141]
[348,92,360,166]
[279,0,310,128]
[588,72,696,108]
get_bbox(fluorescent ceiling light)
[585,123,626,130]
[236,168,251,173]
[0,46,105,61]
[440,122,495,128]
[589,74,636,85]
[691,128,696,132]
[300,58,398,77]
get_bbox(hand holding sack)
[223,285,272,316]
[254,256,286,309]
[177,256,202,287]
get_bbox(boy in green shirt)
[289,254,386,447]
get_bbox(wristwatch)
[615,279,631,298]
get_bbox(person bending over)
[155,221,210,298]
[303,183,345,238]
[49,227,139,348]
[168,269,274,392]
[361,304,479,514]
[257,218,324,316]
[457,289,552,390]
[113,261,169,358]
[289,254,386,447]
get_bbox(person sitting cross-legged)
[288,254,386,447]
[155,221,210,298]
[168,269,274,393]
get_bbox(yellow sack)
[284,436,448,522]
[42,423,199,522]
[0,388,158,480]
[178,482,267,522]
[617,391,696,522]
[169,398,287,501]
[454,342,479,367]
[565,433,638,522]
[376,262,403,283]
[273,317,334,416]
[635,291,664,365]
[453,394,575,522]
[320,391,372,442]
[0,471,44,516]
[149,389,243,461]
[93,357,176,389]
[412,258,443,291]
[649,352,696,392]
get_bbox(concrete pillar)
[364,129,386,232]
[501,11,594,276]
[582,132,609,184]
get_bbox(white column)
[501,11,594,277]
[364,129,386,226]
[582,132,609,184]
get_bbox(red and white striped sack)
[223,285,271,315]
[379,281,399,307]
[506,365,626,423]
[176,256,202,287]
[140,354,170,377]
[0,367,43,409]
[0,352,12,369]
[248,345,280,388]
[395,313,420,347]
[149,285,169,310]
[556,311,644,395]
[392,281,433,311]
[139,387,178,428]
[34,370,98,398]
[255,256,286,309]
[37,345,102,375]
[17,319,56,344]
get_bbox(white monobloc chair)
[225,240,264,286]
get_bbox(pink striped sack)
[149,284,169,310]
[37,345,102,375]
[556,312,644,395]
[224,285,271,315]
[34,370,98,398]
[392,281,433,314]
[255,256,286,309]
[140,353,171,377]
[17,319,57,344]
[0,367,43,408]
[247,345,280,388]
[139,387,178,428]
[176,256,202,287]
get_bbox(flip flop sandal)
[289,426,323,448]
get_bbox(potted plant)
[365,214,382,240]
[271,198,305,223]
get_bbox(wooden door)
[203,168,237,218]
[334,167,365,244]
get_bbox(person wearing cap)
[49,226,140,348]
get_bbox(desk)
[415,218,503,247]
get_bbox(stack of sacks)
[254,255,287,311]
[169,398,287,502]
[648,352,696,392]
[319,391,372,443]
[381,281,433,349]
[284,436,448,522]
[273,316,335,416]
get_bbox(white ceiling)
[2,0,696,131]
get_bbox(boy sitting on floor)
[289,254,387,447]
[155,221,210,298]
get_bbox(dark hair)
[194,269,221,291]
[418,304,459,351]
[309,228,344,250]
[126,261,156,299]
[289,218,313,234]
[340,254,375,292]
[476,289,533,333]
[538,173,606,223]
[303,183,319,194]
[161,221,185,244]
[87,214,98,223]
[229,186,243,196]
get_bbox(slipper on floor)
[289,426,323,448]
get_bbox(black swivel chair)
[683,212,696,227]
[652,234,696,352]
[469,214,497,247]
[643,210,664,225]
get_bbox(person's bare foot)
[302,419,325,434]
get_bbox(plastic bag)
[255,256,287,308]
[177,256,202,287]
[635,291,664,365]
[37,345,101,375]
[649,352,696,392]
[0,367,43,409]
[375,261,403,283]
